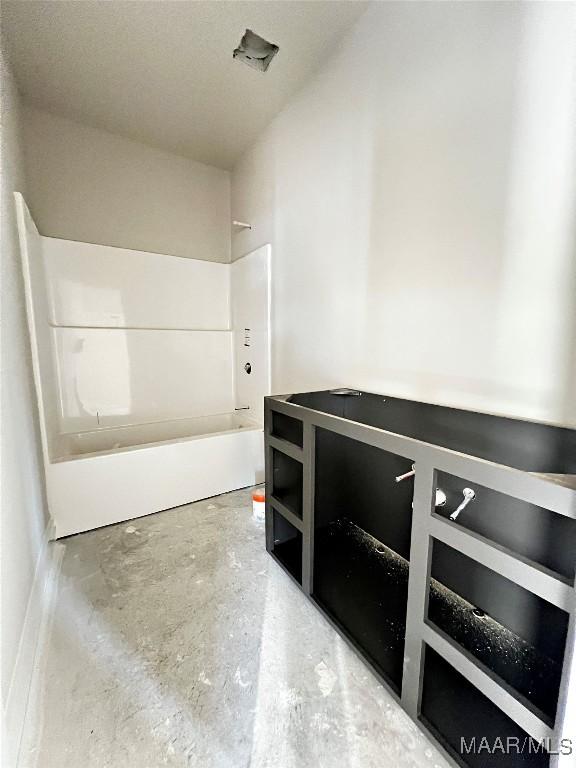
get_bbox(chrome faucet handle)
[395,464,415,483]
[435,489,447,507]
[449,488,476,521]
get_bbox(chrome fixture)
[396,464,415,483]
[396,465,446,507]
[450,488,476,520]
[232,220,252,231]
[435,489,447,507]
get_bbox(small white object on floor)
[252,489,265,522]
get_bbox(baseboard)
[3,529,62,768]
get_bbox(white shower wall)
[51,327,234,431]
[24,220,271,440]
[43,237,235,432]
[43,238,230,329]
[14,193,60,454]
[231,244,271,424]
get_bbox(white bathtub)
[54,412,258,459]
[47,412,263,538]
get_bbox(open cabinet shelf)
[421,646,551,768]
[272,448,303,519]
[271,509,303,585]
[313,517,564,719]
[313,519,409,692]
[428,540,567,723]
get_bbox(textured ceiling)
[2,0,368,169]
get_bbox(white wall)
[0,52,49,764]
[232,1,576,425]
[22,106,231,262]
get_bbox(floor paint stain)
[314,661,337,697]
[311,712,331,732]
[278,686,301,707]
[234,668,250,688]
[198,671,212,686]
[227,551,242,569]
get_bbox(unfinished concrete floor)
[20,487,450,768]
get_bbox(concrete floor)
[20,487,450,768]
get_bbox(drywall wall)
[22,106,231,262]
[0,50,49,764]
[232,1,576,425]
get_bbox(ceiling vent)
[233,29,279,73]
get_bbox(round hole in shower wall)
[244,363,252,374]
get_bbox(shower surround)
[15,193,270,536]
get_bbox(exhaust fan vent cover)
[233,29,279,72]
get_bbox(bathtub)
[47,412,263,537]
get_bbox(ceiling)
[2,0,368,169]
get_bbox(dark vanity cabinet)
[265,390,576,768]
